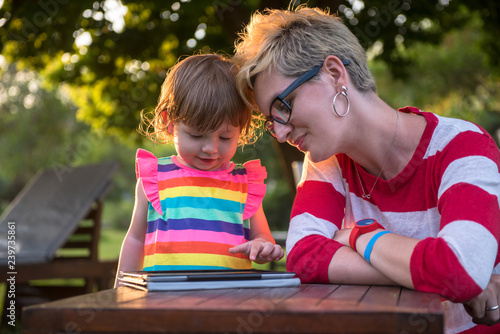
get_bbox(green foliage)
[1,0,244,142]
[343,0,500,78]
[0,62,86,207]
[371,15,500,144]
[2,0,499,139]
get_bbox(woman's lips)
[294,135,306,151]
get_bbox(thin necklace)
[355,109,400,199]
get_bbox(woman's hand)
[463,274,500,325]
[229,238,285,263]
[332,228,352,247]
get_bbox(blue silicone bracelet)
[363,230,392,264]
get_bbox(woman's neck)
[346,95,426,180]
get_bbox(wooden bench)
[0,161,119,324]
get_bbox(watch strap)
[349,219,384,252]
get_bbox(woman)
[234,6,500,334]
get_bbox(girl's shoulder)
[240,159,267,181]
[136,149,177,176]
[136,148,174,163]
[240,160,267,220]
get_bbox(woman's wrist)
[355,229,385,258]
[363,231,393,263]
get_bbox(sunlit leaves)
[1,0,499,142]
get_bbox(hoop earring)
[333,85,350,117]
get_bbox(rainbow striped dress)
[136,149,267,271]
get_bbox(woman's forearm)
[328,246,397,286]
[354,231,418,289]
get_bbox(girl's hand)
[332,228,352,247]
[229,238,285,263]
[464,274,500,325]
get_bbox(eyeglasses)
[264,58,351,138]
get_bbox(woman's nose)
[274,122,292,143]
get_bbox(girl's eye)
[219,136,232,141]
[189,133,203,139]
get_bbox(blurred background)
[1,0,499,264]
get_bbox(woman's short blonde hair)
[234,6,376,108]
[140,53,260,146]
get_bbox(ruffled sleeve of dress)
[136,149,163,215]
[242,159,267,220]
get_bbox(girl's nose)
[202,138,218,154]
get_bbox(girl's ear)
[161,110,174,134]
[323,55,348,87]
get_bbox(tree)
[1,0,499,141]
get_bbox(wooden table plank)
[398,287,443,312]
[277,284,339,311]
[358,286,401,311]
[23,285,444,334]
[199,285,297,310]
[315,284,370,310]
[395,288,444,334]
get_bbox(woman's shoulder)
[434,114,488,136]
[400,108,497,157]
[429,114,497,153]
[404,107,489,139]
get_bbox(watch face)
[356,219,376,226]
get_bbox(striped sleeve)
[410,121,500,302]
[286,154,346,283]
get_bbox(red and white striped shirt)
[286,107,500,334]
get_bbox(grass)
[99,228,128,260]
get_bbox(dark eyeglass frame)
[265,58,351,138]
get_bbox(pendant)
[362,194,371,199]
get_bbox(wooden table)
[22,284,444,334]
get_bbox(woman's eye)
[272,99,292,116]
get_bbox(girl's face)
[253,67,341,163]
[172,121,241,171]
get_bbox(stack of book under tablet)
[118,269,301,291]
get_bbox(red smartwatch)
[349,219,385,252]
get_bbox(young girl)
[115,54,283,283]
